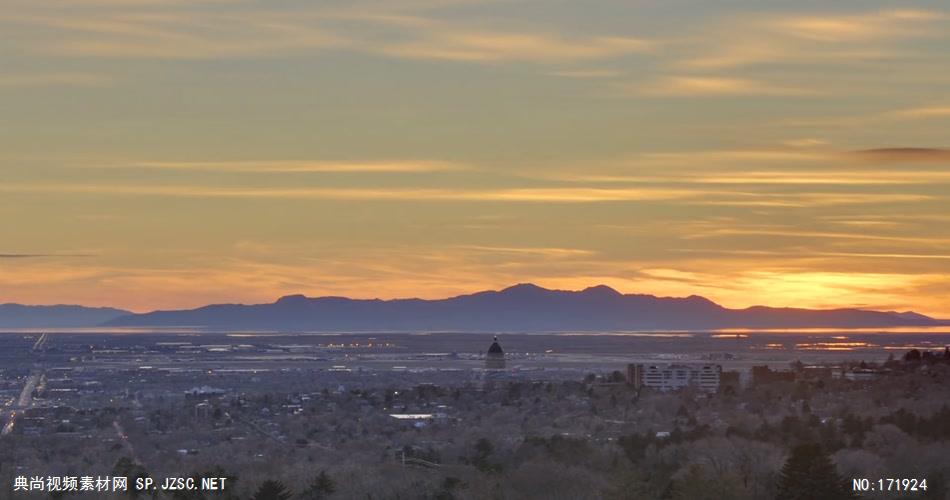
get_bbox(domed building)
[485,336,506,370]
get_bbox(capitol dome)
[485,335,506,370]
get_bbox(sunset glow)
[1,0,948,316]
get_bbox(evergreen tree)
[471,438,501,473]
[923,471,946,499]
[169,467,238,500]
[776,443,852,500]
[112,457,151,499]
[670,464,744,500]
[299,470,335,499]
[251,480,293,500]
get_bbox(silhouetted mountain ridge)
[0,304,131,328]
[104,283,947,331]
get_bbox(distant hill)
[104,283,946,331]
[0,304,131,328]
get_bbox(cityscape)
[3,0,950,497]
[1,323,949,498]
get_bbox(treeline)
[109,460,335,500]
[881,406,950,440]
[717,405,950,451]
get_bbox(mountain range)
[89,283,948,331]
[0,304,131,328]
[3,284,945,331]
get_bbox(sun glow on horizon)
[1,0,948,317]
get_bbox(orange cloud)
[636,76,821,96]
[109,160,469,173]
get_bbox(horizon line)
[2,282,940,319]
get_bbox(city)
[1,330,948,498]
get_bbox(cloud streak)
[891,106,950,119]
[850,148,950,163]
[99,160,469,173]
[377,31,653,62]
[2,5,655,64]
[636,76,821,97]
[681,9,946,69]
[5,10,345,59]
[0,73,112,87]
[0,183,701,203]
[0,182,935,207]
[0,253,94,259]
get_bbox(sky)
[1,0,949,315]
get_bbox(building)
[843,368,882,381]
[800,365,834,380]
[719,370,741,393]
[485,336,506,370]
[751,365,795,385]
[626,363,721,392]
[184,386,226,398]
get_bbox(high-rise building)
[626,363,721,392]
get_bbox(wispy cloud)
[817,252,950,261]
[0,73,112,87]
[891,106,950,119]
[0,253,94,259]
[3,10,346,59]
[693,193,932,208]
[2,5,655,64]
[98,160,469,173]
[782,138,828,148]
[681,9,945,69]
[540,148,950,186]
[452,245,596,257]
[635,76,820,97]
[681,228,950,246]
[779,105,950,129]
[636,149,829,166]
[850,147,950,163]
[377,31,653,62]
[691,170,950,185]
[543,170,950,186]
[772,10,944,43]
[549,69,622,79]
[0,183,701,203]
[0,181,935,208]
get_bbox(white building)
[627,363,721,392]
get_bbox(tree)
[904,349,922,362]
[924,470,946,499]
[251,480,292,500]
[170,467,239,500]
[112,457,151,499]
[776,443,852,500]
[434,477,465,500]
[471,438,502,473]
[670,464,744,500]
[884,353,898,368]
[299,470,335,499]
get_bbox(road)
[32,333,48,352]
[113,420,143,464]
[1,410,15,436]
[1,333,48,436]
[1,372,41,436]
